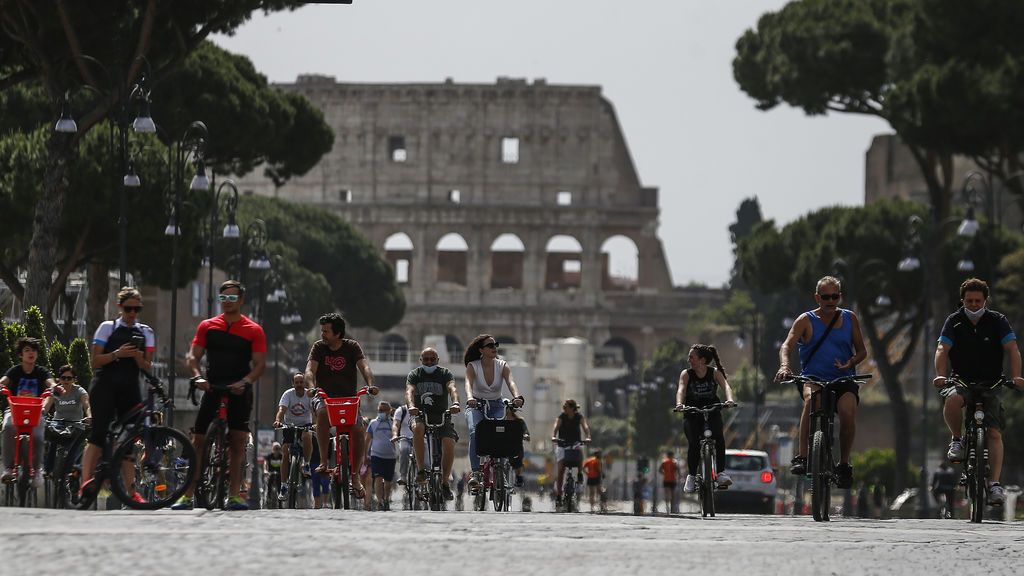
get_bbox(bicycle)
[472,398,523,512]
[275,422,314,509]
[673,402,735,518]
[76,371,197,510]
[189,381,244,510]
[417,409,453,512]
[44,418,89,509]
[263,466,281,510]
[316,386,375,510]
[939,376,1014,523]
[396,436,418,510]
[1,388,51,507]
[554,439,587,513]
[783,374,870,522]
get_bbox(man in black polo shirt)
[934,277,1024,506]
[172,280,266,510]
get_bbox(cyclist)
[933,277,1024,506]
[365,401,397,510]
[582,449,603,512]
[305,312,377,500]
[44,364,92,477]
[463,335,525,493]
[551,398,590,503]
[390,402,415,485]
[80,287,155,503]
[172,280,267,511]
[265,442,283,500]
[675,343,736,492]
[931,460,958,517]
[274,372,313,500]
[775,275,866,488]
[1,337,59,482]
[404,347,461,500]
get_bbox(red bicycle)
[2,388,51,507]
[316,386,375,509]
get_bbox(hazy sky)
[213,0,890,287]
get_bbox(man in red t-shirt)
[172,280,266,511]
[305,312,377,498]
[659,451,679,514]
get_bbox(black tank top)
[685,368,720,407]
[96,323,145,385]
[557,412,583,443]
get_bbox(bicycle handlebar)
[780,374,872,387]
[313,386,376,400]
[554,439,589,448]
[939,376,1014,398]
[274,422,315,430]
[672,402,736,414]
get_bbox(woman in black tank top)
[552,399,591,501]
[674,344,736,493]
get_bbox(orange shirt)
[583,456,602,479]
[660,458,678,483]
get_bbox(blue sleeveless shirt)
[797,309,855,381]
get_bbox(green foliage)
[48,340,69,373]
[229,195,405,331]
[68,338,93,384]
[851,448,915,496]
[23,306,49,368]
[587,415,628,456]
[633,340,689,458]
[3,322,27,371]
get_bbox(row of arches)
[384,232,639,290]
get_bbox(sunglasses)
[482,342,499,349]
[218,294,241,303]
[817,293,841,301]
[59,375,75,381]
[123,305,143,313]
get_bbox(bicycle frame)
[421,410,452,511]
[473,398,520,512]
[277,423,313,508]
[2,389,50,507]
[556,440,585,513]
[676,403,728,518]
[317,387,371,509]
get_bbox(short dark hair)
[665,451,673,458]
[117,286,142,304]
[319,312,346,337]
[960,277,989,300]
[219,280,246,295]
[58,364,75,377]
[15,337,40,356]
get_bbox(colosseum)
[230,75,725,426]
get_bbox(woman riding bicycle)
[551,398,590,502]
[464,335,525,493]
[80,287,155,504]
[675,344,736,493]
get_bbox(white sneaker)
[683,475,695,493]
[947,439,965,462]
[989,483,1005,506]
[716,472,733,488]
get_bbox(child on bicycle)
[1,337,58,482]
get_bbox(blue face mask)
[421,365,439,374]
[377,412,389,422]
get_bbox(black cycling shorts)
[281,426,311,444]
[87,377,142,447]
[800,381,860,410]
[414,415,459,442]
[192,386,253,434]
[952,391,1005,431]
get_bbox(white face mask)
[421,365,439,374]
[965,307,986,321]
[377,412,389,422]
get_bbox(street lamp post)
[165,121,211,424]
[240,220,270,507]
[207,179,241,317]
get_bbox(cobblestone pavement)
[1,504,1021,576]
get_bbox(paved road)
[1,506,1021,575]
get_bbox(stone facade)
[232,75,723,386]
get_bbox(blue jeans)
[466,400,507,471]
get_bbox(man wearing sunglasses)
[173,280,266,510]
[775,276,866,487]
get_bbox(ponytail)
[708,345,728,379]
[690,343,727,378]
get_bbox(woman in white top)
[464,334,524,491]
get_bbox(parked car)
[715,449,777,514]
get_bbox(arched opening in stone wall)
[381,333,410,362]
[384,233,414,286]
[490,233,525,289]
[436,233,468,287]
[544,235,583,290]
[602,336,638,370]
[444,334,464,364]
[600,235,639,291]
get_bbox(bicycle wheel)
[287,458,300,509]
[810,428,830,522]
[564,475,576,513]
[16,441,31,507]
[969,426,986,523]
[492,465,505,511]
[700,442,715,518]
[196,423,223,509]
[110,426,196,510]
[339,438,351,510]
[429,472,442,511]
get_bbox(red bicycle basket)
[323,396,361,430]
[7,396,46,431]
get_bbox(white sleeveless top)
[469,358,508,401]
